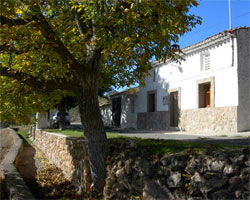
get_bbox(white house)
[101,88,138,129]
[102,27,250,133]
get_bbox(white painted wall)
[101,94,137,129]
[137,36,239,112]
[100,105,112,127]
[235,28,250,131]
[121,94,137,129]
[36,112,48,129]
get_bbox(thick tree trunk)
[77,84,108,193]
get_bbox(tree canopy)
[0,0,201,192]
[0,0,201,124]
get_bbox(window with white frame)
[200,52,210,71]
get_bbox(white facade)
[101,27,250,133]
[138,33,239,112]
[136,27,250,132]
[101,89,138,129]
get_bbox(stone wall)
[179,106,237,133]
[137,111,169,130]
[104,140,250,200]
[32,129,91,193]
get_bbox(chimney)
[171,44,180,51]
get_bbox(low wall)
[0,128,34,200]
[137,111,169,131]
[32,129,91,193]
[179,106,238,133]
[104,140,250,200]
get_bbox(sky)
[178,0,250,48]
[116,0,250,91]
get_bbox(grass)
[45,129,84,137]
[44,128,245,155]
[45,128,124,139]
[234,135,244,138]
[217,135,228,137]
[17,126,32,145]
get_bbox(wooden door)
[204,83,211,108]
[170,91,179,127]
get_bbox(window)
[148,91,156,112]
[200,52,210,71]
[199,82,211,108]
[152,69,156,82]
[130,99,135,113]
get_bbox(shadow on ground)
[185,137,250,146]
[16,142,46,199]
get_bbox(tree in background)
[53,95,77,130]
[54,86,112,130]
[0,0,201,193]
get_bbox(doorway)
[170,91,179,127]
[112,97,121,127]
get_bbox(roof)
[151,26,250,67]
[108,87,139,97]
[98,97,110,106]
[182,26,249,53]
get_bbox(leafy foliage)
[1,1,201,192]
[0,0,201,124]
[0,77,63,124]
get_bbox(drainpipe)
[231,35,235,67]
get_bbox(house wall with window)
[136,27,249,132]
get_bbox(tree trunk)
[58,100,66,130]
[77,85,108,193]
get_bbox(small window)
[153,69,156,82]
[201,52,210,71]
[130,99,135,113]
[199,83,211,108]
[148,92,156,112]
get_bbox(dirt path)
[0,129,13,165]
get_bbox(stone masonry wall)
[104,140,250,200]
[32,129,91,193]
[179,106,237,133]
[137,111,169,130]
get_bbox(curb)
[1,128,35,200]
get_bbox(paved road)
[61,124,250,146]
[118,131,250,146]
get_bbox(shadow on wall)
[65,137,92,194]
[120,95,137,130]
[100,104,112,128]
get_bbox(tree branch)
[0,43,31,55]
[30,5,80,70]
[0,66,73,92]
[0,15,28,27]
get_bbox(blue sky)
[179,0,250,48]
[116,0,249,91]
